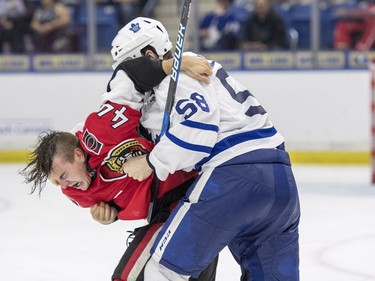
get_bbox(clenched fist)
[122,154,153,181]
[90,202,118,225]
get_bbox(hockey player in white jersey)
[111,17,301,280]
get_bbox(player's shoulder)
[83,102,138,136]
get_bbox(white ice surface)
[1,164,374,281]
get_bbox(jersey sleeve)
[118,56,166,93]
[101,70,144,109]
[101,56,166,108]
[148,74,220,181]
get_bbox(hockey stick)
[148,0,192,222]
[160,0,192,136]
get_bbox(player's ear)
[74,148,86,162]
[144,49,158,58]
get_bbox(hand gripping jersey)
[62,101,195,220]
[142,58,285,180]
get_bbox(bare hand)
[181,56,212,84]
[90,202,118,225]
[122,154,153,181]
[163,55,212,84]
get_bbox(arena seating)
[274,1,362,50]
[73,3,120,52]
[67,1,364,52]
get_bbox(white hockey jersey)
[142,60,285,181]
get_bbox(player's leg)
[145,164,267,279]
[112,223,163,281]
[228,222,299,280]
[152,179,220,281]
[112,181,219,281]
[147,167,238,279]
[190,255,218,281]
[145,257,189,281]
[112,222,219,281]
[228,162,300,281]
[146,149,300,280]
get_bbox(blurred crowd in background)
[0,0,374,54]
[199,0,375,52]
[0,0,154,53]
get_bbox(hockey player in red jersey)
[21,50,217,280]
[21,102,217,281]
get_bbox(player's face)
[49,149,91,191]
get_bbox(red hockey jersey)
[62,101,195,220]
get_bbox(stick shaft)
[160,0,192,137]
[148,0,192,222]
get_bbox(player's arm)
[118,54,212,93]
[102,54,212,107]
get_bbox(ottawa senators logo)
[82,129,103,155]
[100,139,149,181]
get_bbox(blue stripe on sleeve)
[165,131,213,154]
[181,120,219,132]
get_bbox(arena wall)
[0,70,369,164]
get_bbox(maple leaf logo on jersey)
[100,139,149,181]
[82,129,103,155]
[129,23,140,33]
